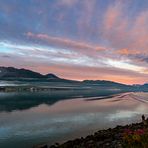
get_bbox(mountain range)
[0,67,147,91]
[0,67,58,79]
[0,67,127,85]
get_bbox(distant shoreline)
[0,85,82,92]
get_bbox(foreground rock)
[34,120,148,148]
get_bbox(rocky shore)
[35,118,148,148]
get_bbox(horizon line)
[0,66,147,86]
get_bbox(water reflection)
[0,92,148,148]
[0,89,122,112]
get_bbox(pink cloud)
[2,0,148,84]
[26,32,106,53]
[103,1,148,60]
[77,0,96,38]
[104,2,121,31]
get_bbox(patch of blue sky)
[0,46,13,53]
[0,42,14,53]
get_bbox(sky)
[0,0,148,84]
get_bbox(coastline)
[1,91,148,148]
[35,119,147,148]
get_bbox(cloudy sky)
[0,0,148,84]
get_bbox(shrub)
[123,128,148,148]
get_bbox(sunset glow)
[0,0,148,84]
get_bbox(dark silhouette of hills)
[82,80,128,87]
[0,90,122,112]
[0,67,80,83]
[45,73,59,79]
[0,67,45,78]
[0,66,148,90]
[0,67,148,112]
[0,66,126,84]
[0,67,63,79]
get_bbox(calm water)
[0,90,148,148]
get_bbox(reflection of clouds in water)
[1,92,148,147]
[135,105,148,115]
[0,127,11,139]
[0,112,103,139]
[107,95,148,122]
[107,111,137,121]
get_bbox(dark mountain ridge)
[45,73,59,79]
[0,67,80,84]
[0,67,147,90]
[0,67,60,79]
[0,67,44,78]
[82,80,129,87]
